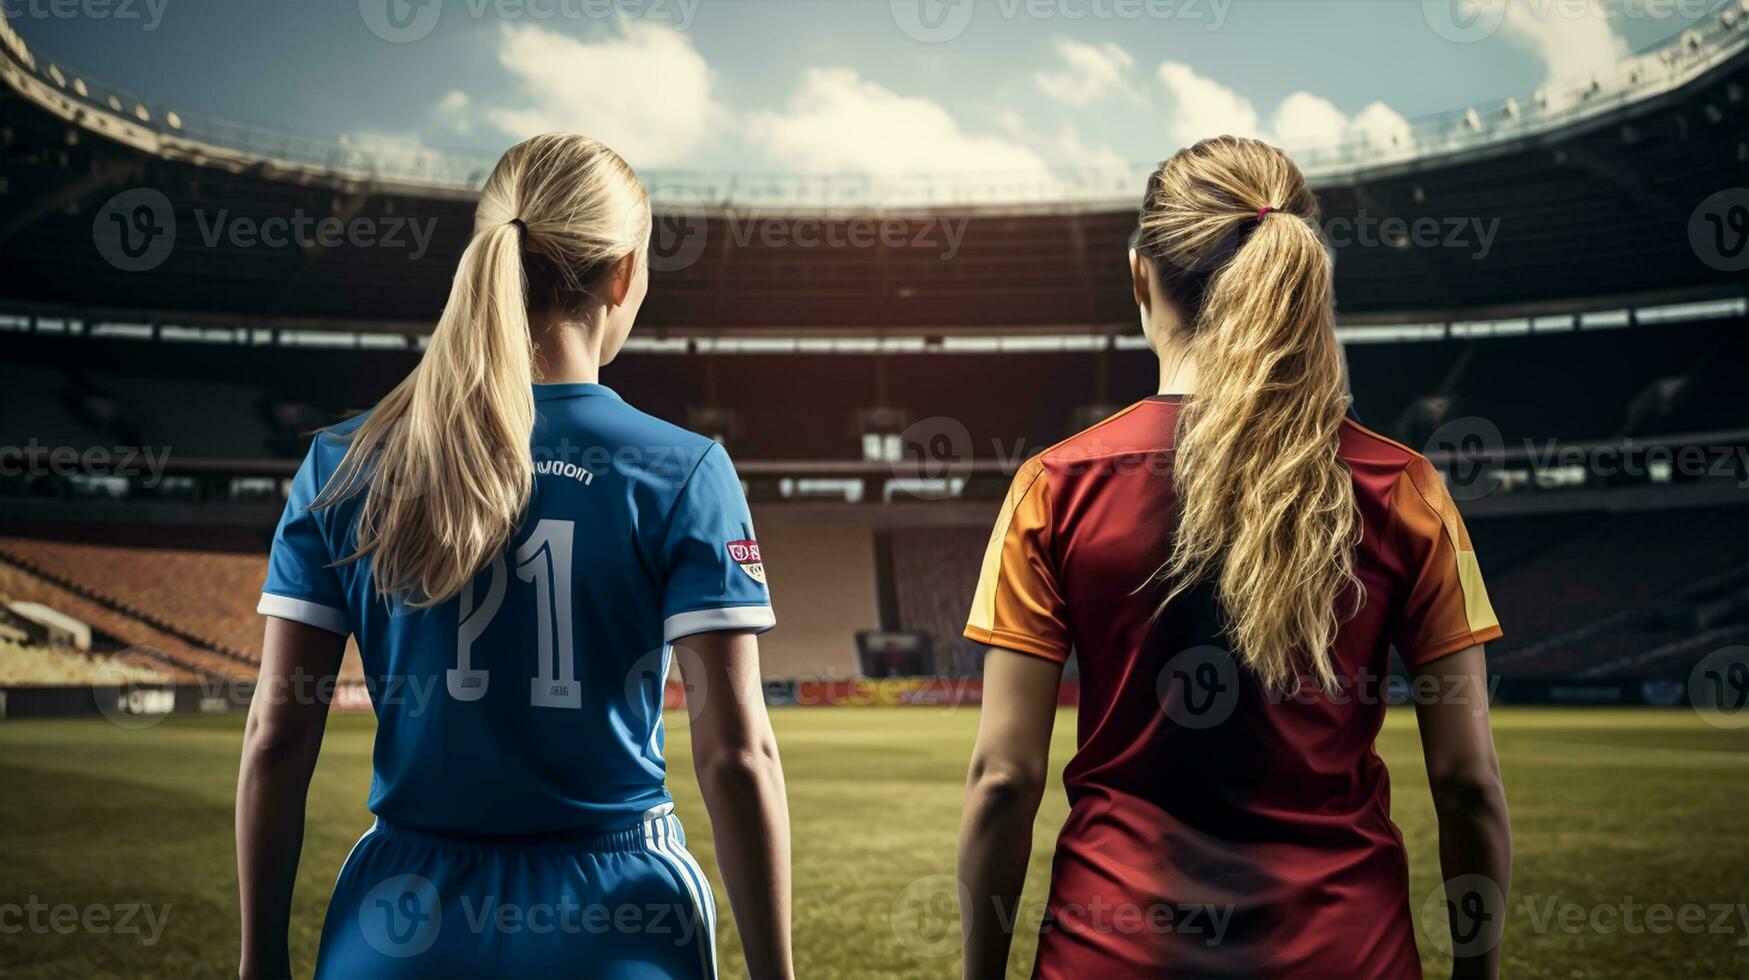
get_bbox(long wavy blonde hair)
[1137,136,1360,693]
[315,134,651,607]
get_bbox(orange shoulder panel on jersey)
[1388,455,1504,666]
[963,454,1072,662]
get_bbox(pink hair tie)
[1256,205,1275,221]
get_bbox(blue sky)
[6,0,1721,175]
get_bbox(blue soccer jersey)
[259,382,775,836]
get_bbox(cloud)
[1270,92,1352,150]
[1153,61,1412,156]
[1270,92,1413,151]
[1034,39,1143,107]
[434,90,470,135]
[481,21,716,168]
[1483,0,1628,83]
[746,68,1050,176]
[1348,101,1413,149]
[1155,61,1262,147]
[1052,122,1131,176]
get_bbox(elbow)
[240,716,317,773]
[965,756,1046,814]
[1429,764,1507,820]
[696,738,783,795]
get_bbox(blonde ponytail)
[1138,136,1360,693]
[316,134,650,607]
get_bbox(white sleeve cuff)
[258,593,350,636]
[663,605,776,643]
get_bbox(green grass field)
[2,707,1745,979]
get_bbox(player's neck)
[1156,341,1199,396]
[531,315,604,385]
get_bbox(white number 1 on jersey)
[446,520,580,709]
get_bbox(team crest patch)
[727,539,766,584]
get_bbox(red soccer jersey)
[964,395,1502,979]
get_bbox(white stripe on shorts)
[642,805,716,979]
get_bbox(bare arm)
[1411,644,1512,980]
[675,630,793,980]
[236,617,346,979]
[958,647,1063,980]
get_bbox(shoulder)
[1037,400,1159,467]
[581,400,732,496]
[1337,419,1467,543]
[295,409,372,483]
[1338,416,1423,471]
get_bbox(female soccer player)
[237,134,793,979]
[957,136,1512,979]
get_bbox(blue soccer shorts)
[315,803,718,978]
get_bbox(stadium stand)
[733,519,877,680]
[0,10,1743,693]
[0,634,172,686]
[886,526,988,676]
[0,529,364,680]
[2,318,1743,466]
[0,559,236,680]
